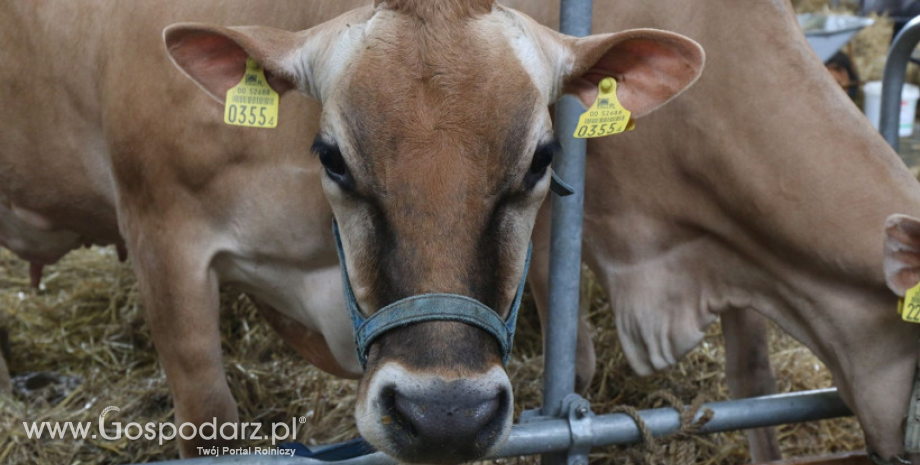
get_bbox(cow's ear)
[164,23,304,103]
[884,214,920,296]
[164,9,374,105]
[561,29,704,118]
[512,25,703,119]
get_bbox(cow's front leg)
[131,236,236,457]
[721,308,780,463]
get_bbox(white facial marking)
[488,8,573,103]
[290,9,377,102]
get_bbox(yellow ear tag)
[224,57,279,128]
[573,77,634,139]
[901,282,920,323]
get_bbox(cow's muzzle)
[358,364,512,463]
[332,221,529,368]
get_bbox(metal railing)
[881,15,920,150]
[139,389,852,464]
[542,0,595,463]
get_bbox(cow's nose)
[387,381,504,449]
[357,364,513,464]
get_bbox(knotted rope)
[610,391,714,465]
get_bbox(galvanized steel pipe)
[505,388,850,456]
[881,15,920,150]
[544,0,594,420]
[138,389,851,465]
[543,1,594,463]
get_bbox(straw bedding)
[0,247,864,465]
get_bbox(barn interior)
[3,0,919,464]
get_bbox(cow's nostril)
[380,385,418,437]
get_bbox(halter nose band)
[332,221,531,368]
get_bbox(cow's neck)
[592,0,920,323]
[666,1,920,277]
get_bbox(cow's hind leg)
[721,309,781,463]
[130,234,236,457]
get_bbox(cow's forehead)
[375,0,494,19]
[328,7,546,180]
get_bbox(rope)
[611,390,714,465]
[608,404,661,464]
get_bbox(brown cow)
[0,0,702,461]
[515,0,920,463]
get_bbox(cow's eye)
[524,140,559,189]
[312,137,353,189]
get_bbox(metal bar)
[544,0,594,420]
[505,388,851,456]
[139,389,851,465]
[880,15,920,150]
[544,1,593,463]
[544,102,587,415]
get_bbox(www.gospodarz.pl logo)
[23,405,307,449]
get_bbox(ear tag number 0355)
[224,57,279,128]
[573,77,635,139]
[899,282,920,323]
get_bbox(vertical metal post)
[542,0,592,464]
[880,15,920,151]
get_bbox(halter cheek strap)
[332,221,530,368]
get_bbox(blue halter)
[332,221,531,368]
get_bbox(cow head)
[164,0,703,462]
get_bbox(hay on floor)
[0,246,864,465]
